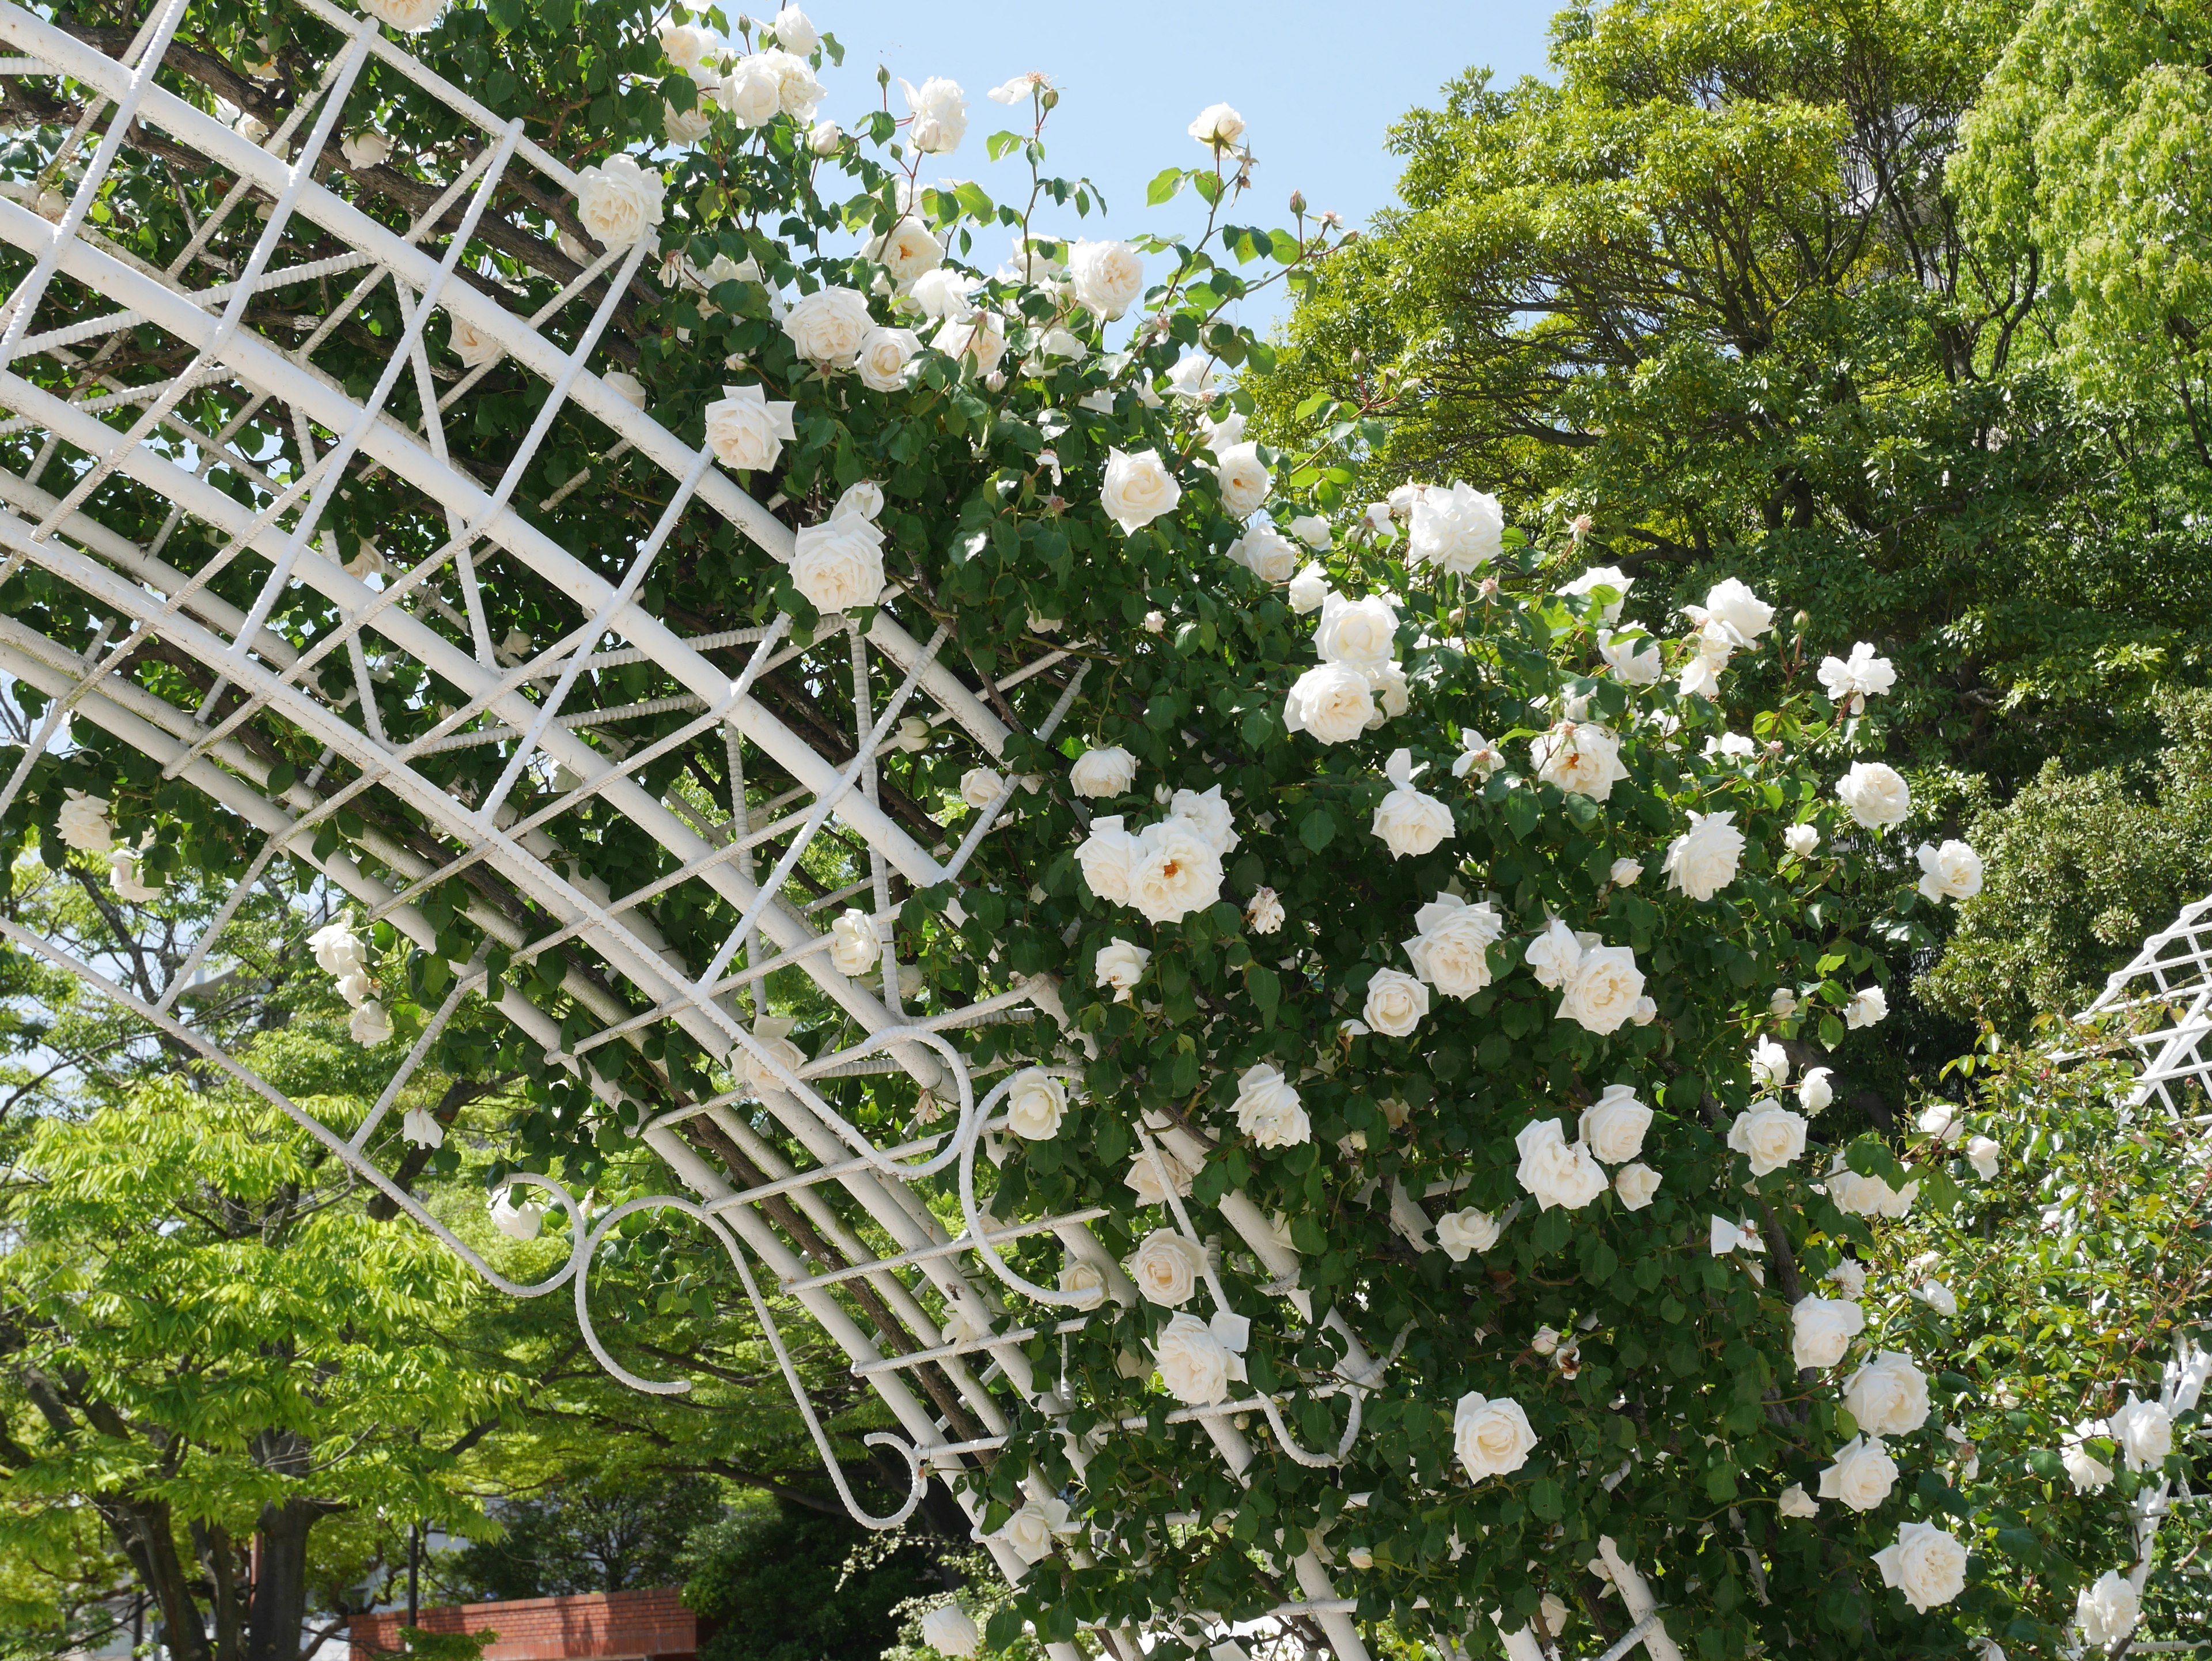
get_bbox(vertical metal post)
[407,1522,421,1629]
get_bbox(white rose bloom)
[856,324,922,392]
[1601,858,1642,888]
[400,1105,444,1149]
[1563,564,1634,623]
[1453,729,1505,780]
[56,791,115,854]
[790,506,885,614]
[2109,1394,2173,1471]
[1843,1351,1931,1436]
[1558,944,1645,1035]
[758,48,823,117]
[1598,628,1664,685]
[1771,986,1800,1017]
[1799,1066,1835,1114]
[1125,1143,1194,1203]
[1372,760,1454,860]
[1630,993,1659,1025]
[1783,823,1821,859]
[602,370,649,411]
[1231,520,1300,582]
[1165,354,1215,401]
[1188,102,1246,147]
[1728,1100,1809,1176]
[1524,918,1583,989]
[1232,1062,1310,1148]
[309,918,368,980]
[1101,448,1183,533]
[703,383,797,471]
[488,1186,547,1240]
[1916,1278,1959,1316]
[1246,887,1285,934]
[1199,410,1247,452]
[1916,839,1984,903]
[1872,1522,1967,1614]
[349,1000,392,1046]
[664,97,714,145]
[1435,1207,1501,1262]
[1660,808,1745,902]
[1127,1228,1206,1306]
[1692,577,1777,644]
[769,5,819,55]
[1836,760,1911,828]
[1059,1259,1105,1301]
[1817,1433,1898,1511]
[997,1496,1072,1565]
[1846,984,1889,1029]
[2063,1419,2116,1492]
[574,154,665,248]
[1168,785,1239,855]
[449,314,503,368]
[1407,480,1503,573]
[920,1605,980,1659]
[657,21,714,70]
[1779,1482,1819,1519]
[902,76,968,153]
[866,218,942,283]
[1217,448,1277,522]
[1817,641,1897,711]
[1791,1294,1868,1369]
[1965,1134,2000,1179]
[910,267,978,320]
[1403,893,1504,998]
[828,907,878,975]
[1453,1392,1537,1482]
[1578,1084,1652,1163]
[1287,513,1332,550]
[933,310,1007,374]
[1919,1102,1965,1143]
[1287,563,1330,614]
[1530,720,1628,801]
[740,1017,806,1095]
[1313,591,1400,670]
[1076,819,1139,905]
[335,969,373,1009]
[1005,1069,1067,1141]
[1362,967,1430,1038]
[1516,1117,1608,1210]
[1070,746,1136,798]
[1614,1162,1662,1210]
[1750,1036,1791,1089]
[1154,1311,1247,1404]
[1126,819,1224,925]
[1828,1257,1868,1299]
[960,767,1005,811]
[108,846,164,903]
[1283,662,1376,745]
[782,285,875,364]
[340,129,393,168]
[1068,238,1145,318]
[360,0,444,33]
[2075,1570,2141,1647]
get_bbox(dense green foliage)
[684,1505,945,1661]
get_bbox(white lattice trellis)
[2085,894,2212,1121]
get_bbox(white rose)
[1313,592,1399,670]
[335,969,372,1008]
[1692,577,1775,644]
[1077,819,1139,905]
[488,1186,547,1240]
[828,907,878,975]
[1524,918,1582,989]
[2108,1394,2173,1471]
[1530,720,1628,801]
[769,5,819,56]
[740,1018,806,1095]
[2063,1420,2115,1492]
[309,920,368,980]
[1783,823,1821,859]
[1068,238,1145,318]
[934,310,1007,373]
[1188,101,1245,147]
[1246,887,1285,934]
[1918,1102,1964,1143]
[1662,809,1745,901]
[1101,448,1183,533]
[1577,1084,1652,1163]
[603,370,648,411]
[1362,968,1430,1038]
[997,1496,1071,1565]
[1817,641,1896,710]
[1771,986,1800,1017]
[867,217,942,283]
[782,285,875,364]
[1799,1066,1835,1114]
[1403,893,1504,999]
[574,154,665,249]
[1128,1229,1206,1306]
[1372,782,1453,860]
[1070,746,1136,798]
[664,97,714,145]
[1916,1278,1958,1316]
[1059,1259,1106,1301]
[1558,944,1645,1035]
[1915,839,1984,903]
[1283,662,1375,745]
[1125,1142,1194,1202]
[1287,562,1330,614]
[910,267,977,320]
[1199,409,1247,452]
[1750,1036,1791,1089]
[1516,1117,1608,1210]
[340,128,393,168]
[703,383,797,471]
[919,1605,980,1659]
[1126,819,1223,925]
[1229,522,1298,584]
[1095,936,1150,1000]
[960,767,1005,811]
[1435,1208,1500,1262]
[1614,1161,1662,1210]
[657,21,714,70]
[1728,1100,1808,1176]
[855,324,922,391]
[1288,514,1332,549]
[1452,1392,1537,1482]
[1407,480,1502,573]
[1563,563,1634,623]
[1369,661,1410,720]
[1846,984,1889,1028]
[1154,1311,1245,1404]
[2075,1570,2141,1647]
[790,510,885,614]
[1606,857,1644,887]
[400,1105,444,1149]
[1213,447,1276,520]
[1836,760,1911,828]
[1965,1134,1999,1179]
[449,314,502,368]
[1817,1433,1898,1511]
[1005,1069,1067,1141]
[349,1000,392,1046]
[902,75,968,153]
[1232,1062,1310,1148]
[359,0,444,33]
[108,846,164,903]
[56,791,115,854]
[1829,1258,1868,1299]
[1843,1351,1931,1436]
[1872,1522,1967,1614]
[1779,1483,1819,1519]
[1792,1294,1867,1369]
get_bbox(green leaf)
[1299,807,1337,851]
[986,130,1023,161]
[1146,167,1185,206]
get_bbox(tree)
[681,1504,945,1661]
[440,1471,722,1601]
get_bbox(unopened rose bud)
[1288,190,1306,215]
[1478,576,1500,598]
[1794,610,1811,629]
[1040,87,1059,110]
[876,63,890,88]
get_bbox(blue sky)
[792,0,1560,328]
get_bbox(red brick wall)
[350,1587,696,1661]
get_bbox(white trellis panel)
[2084,894,2212,1119]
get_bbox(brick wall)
[349,1587,697,1661]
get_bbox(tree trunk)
[245,1497,321,1661]
[101,1494,214,1661]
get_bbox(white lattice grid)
[0,8,1691,1658]
[2084,894,2212,1121]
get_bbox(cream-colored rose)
[1872,1522,1966,1614]
[828,907,878,975]
[1728,1099,1808,1176]
[1435,1207,1500,1262]
[1126,819,1222,925]
[1846,984,1889,1028]
[1076,819,1139,905]
[1578,1083,1652,1163]
[1231,521,1298,582]
[1069,237,1145,318]
[1070,746,1136,797]
[1524,918,1583,989]
[1783,822,1821,859]
[361,0,444,33]
[1005,1068,1067,1140]
[1843,1351,1930,1436]
[1232,1062,1309,1148]
[1059,1258,1105,1301]
[868,217,942,283]
[108,846,164,903]
[1127,1228,1206,1306]
[488,1185,546,1239]
[1817,1433,1897,1511]
[449,313,502,368]
[1095,937,1151,1001]
[960,767,1005,811]
[902,75,968,153]
[1246,887,1285,934]
[790,510,885,614]
[1188,102,1245,148]
[1154,1311,1245,1405]
[1836,760,1911,828]
[341,128,393,168]
[1407,480,1502,573]
[1288,562,1330,614]
[1372,782,1453,860]
[1791,1293,1866,1369]
[349,1000,392,1046]
[1453,1391,1536,1481]
[2109,1394,2173,1470]
[1516,1117,1607,1210]
[1799,1066,1835,1113]
[919,1605,979,1659]
[603,370,649,411]
[1403,893,1503,999]
[1818,641,1896,709]
[665,97,714,145]
[1965,1134,1999,1179]
[996,1496,1071,1565]
[741,1017,806,1095]
[1564,564,1634,623]
[1215,444,1274,518]
[1101,448,1183,533]
[56,791,115,854]
[2075,1569,2140,1647]
[1362,967,1429,1038]
[1283,663,1375,745]
[718,54,783,125]
[1614,1161,1662,1210]
[782,285,875,364]
[703,383,797,471]
[575,154,665,248]
[1168,785,1238,855]
[309,918,367,980]
[1779,1483,1818,1519]
[1691,577,1775,644]
[768,4,818,54]
[854,324,921,391]
[1751,1036,1790,1088]
[1313,591,1399,671]
[1558,944,1645,1035]
[1663,809,1745,901]
[1915,839,1983,903]
[1531,720,1628,801]
[1124,1142,1193,1202]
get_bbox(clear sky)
[787,0,1561,328]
